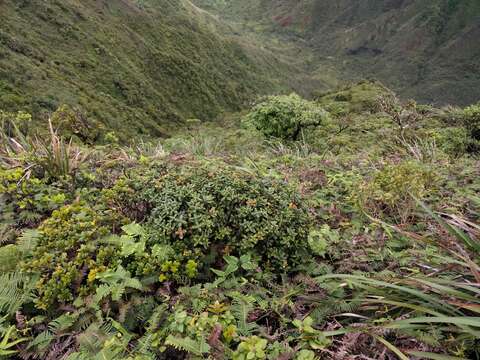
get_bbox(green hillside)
[0,0,298,138]
[195,0,480,105]
[1,1,480,359]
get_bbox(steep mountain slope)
[308,0,480,105]
[196,0,480,105]
[0,0,296,137]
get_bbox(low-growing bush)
[24,160,314,309]
[0,110,32,136]
[50,105,103,144]
[355,161,437,222]
[245,94,329,140]
[463,104,480,153]
[25,203,121,309]
[429,127,469,157]
[112,162,313,273]
[0,167,68,232]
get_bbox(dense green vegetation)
[195,0,480,105]
[1,80,479,358]
[0,0,304,139]
[244,94,329,140]
[1,1,480,359]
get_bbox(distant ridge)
[195,0,480,105]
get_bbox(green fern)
[16,229,39,256]
[72,320,118,357]
[230,294,258,336]
[309,297,361,325]
[0,245,21,273]
[134,333,155,358]
[27,330,54,352]
[165,335,211,356]
[75,311,96,332]
[0,230,39,272]
[0,271,37,315]
[48,313,78,334]
[66,346,124,360]
[145,304,168,332]
[94,266,143,304]
[25,314,78,354]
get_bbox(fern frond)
[18,210,42,224]
[16,229,40,256]
[27,330,54,352]
[145,304,168,332]
[0,271,37,315]
[0,245,21,272]
[165,335,210,356]
[110,284,127,302]
[75,321,112,355]
[231,296,258,336]
[75,312,96,332]
[134,333,155,357]
[93,284,111,304]
[48,313,77,334]
[100,319,115,336]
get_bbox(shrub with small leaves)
[111,162,313,274]
[429,127,469,157]
[25,203,121,309]
[245,93,329,140]
[0,110,32,136]
[50,105,102,144]
[0,167,68,234]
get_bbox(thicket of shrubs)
[1,86,479,359]
[13,159,313,313]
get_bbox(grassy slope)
[195,0,480,106]
[0,0,296,138]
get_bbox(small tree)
[245,94,329,140]
[378,95,421,137]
